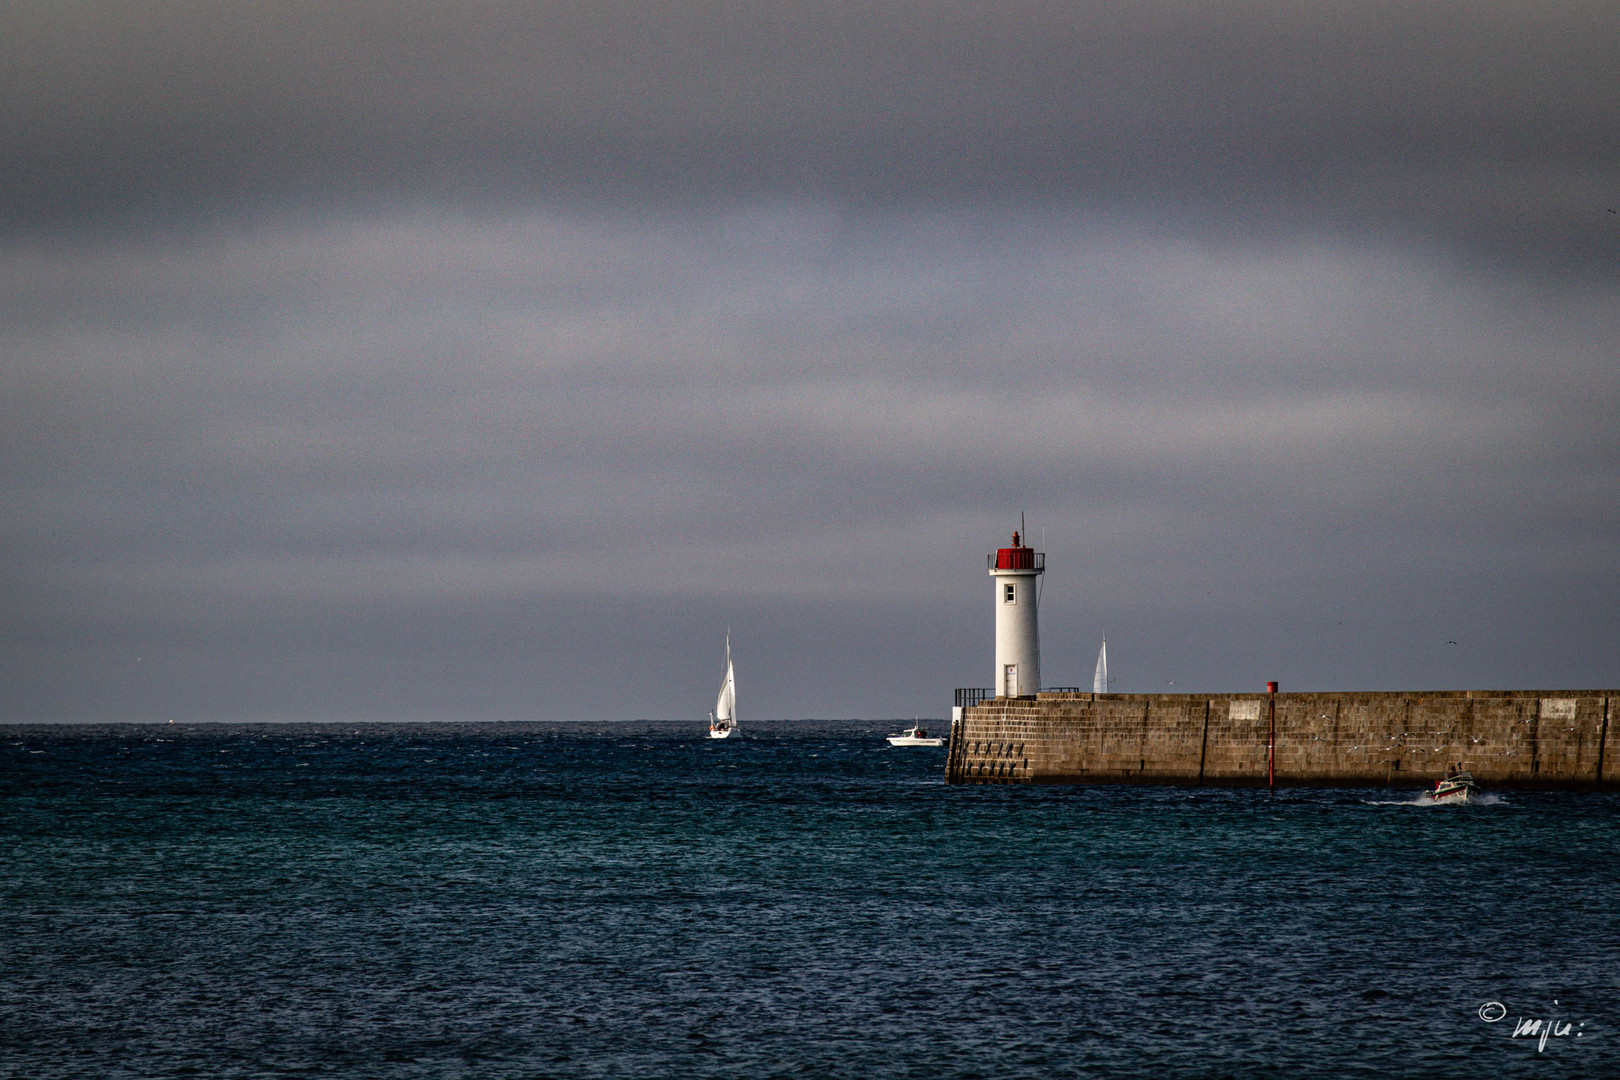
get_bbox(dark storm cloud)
[5,210,1616,718]
[3,5,1618,721]
[5,2,1619,265]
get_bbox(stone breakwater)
[945,690,1616,789]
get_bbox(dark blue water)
[3,722,1615,1078]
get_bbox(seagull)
[1445,640,1458,646]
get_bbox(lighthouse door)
[1003,664,1018,697]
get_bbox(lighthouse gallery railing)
[987,550,1044,571]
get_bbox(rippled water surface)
[3,721,1616,1078]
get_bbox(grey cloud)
[6,211,1613,597]
[3,6,1617,721]
[4,3,1618,268]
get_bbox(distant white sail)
[1093,639,1108,695]
[714,636,736,724]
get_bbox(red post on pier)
[1266,681,1278,791]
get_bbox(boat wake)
[1363,791,1506,807]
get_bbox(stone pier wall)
[945,690,1616,789]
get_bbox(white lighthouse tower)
[989,528,1044,697]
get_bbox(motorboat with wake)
[1428,763,1479,804]
[886,724,944,747]
[708,635,738,739]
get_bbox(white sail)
[1093,639,1108,695]
[714,636,736,723]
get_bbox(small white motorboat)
[1428,765,1479,804]
[886,725,944,747]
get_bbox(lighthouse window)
[1004,583,1016,604]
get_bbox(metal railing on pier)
[947,688,991,781]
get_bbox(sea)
[2,720,1615,1079]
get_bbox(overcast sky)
[4,2,1617,722]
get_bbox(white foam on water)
[1362,791,1506,807]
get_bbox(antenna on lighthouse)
[1038,523,1047,604]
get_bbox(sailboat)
[708,635,738,739]
[1093,638,1108,695]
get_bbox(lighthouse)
[989,529,1044,697]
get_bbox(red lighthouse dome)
[991,530,1043,571]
